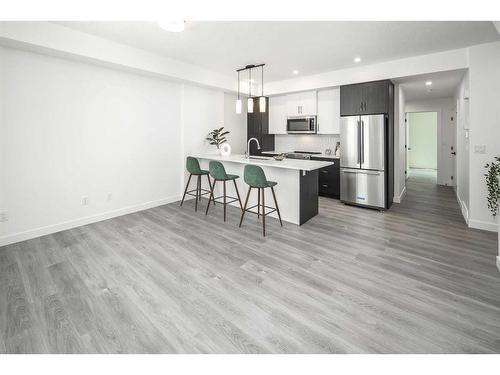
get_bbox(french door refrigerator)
[340,114,386,209]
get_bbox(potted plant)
[485,156,500,217]
[206,127,230,154]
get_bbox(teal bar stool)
[239,164,282,236]
[205,161,243,221]
[180,157,214,212]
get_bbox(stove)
[286,151,322,160]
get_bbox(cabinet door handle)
[321,170,328,174]
[322,184,329,188]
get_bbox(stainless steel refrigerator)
[340,114,386,209]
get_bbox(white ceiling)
[56,21,499,82]
[394,69,466,101]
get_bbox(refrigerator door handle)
[357,119,361,165]
[360,120,364,165]
[342,169,381,176]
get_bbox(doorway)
[406,111,438,184]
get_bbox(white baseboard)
[0,195,181,247]
[456,192,469,224]
[393,185,406,203]
[469,218,498,233]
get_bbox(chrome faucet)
[245,137,261,159]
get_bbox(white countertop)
[192,153,333,171]
[261,150,340,159]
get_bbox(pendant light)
[259,65,266,113]
[235,71,242,114]
[235,63,265,114]
[247,68,254,114]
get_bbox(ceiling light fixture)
[354,57,361,63]
[158,21,185,32]
[236,63,266,114]
[425,81,433,86]
[293,70,299,75]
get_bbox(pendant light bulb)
[236,99,242,114]
[247,97,254,113]
[259,96,266,113]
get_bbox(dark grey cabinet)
[311,157,340,199]
[340,80,390,116]
[247,97,274,155]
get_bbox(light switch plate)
[474,145,486,154]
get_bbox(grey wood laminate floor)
[1,176,499,353]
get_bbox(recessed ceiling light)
[158,21,185,32]
[292,70,299,75]
[425,81,433,86]
[354,57,361,63]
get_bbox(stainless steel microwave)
[287,116,317,134]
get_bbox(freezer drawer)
[340,168,385,208]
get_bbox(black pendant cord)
[261,65,264,96]
[249,68,252,98]
[237,70,240,100]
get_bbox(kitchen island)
[191,154,333,225]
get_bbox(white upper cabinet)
[268,95,288,134]
[286,91,317,117]
[317,88,340,134]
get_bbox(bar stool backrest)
[244,165,268,188]
[209,161,228,180]
[186,157,202,174]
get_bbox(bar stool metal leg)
[233,179,243,210]
[239,187,252,227]
[195,175,200,211]
[223,180,227,222]
[180,174,192,206]
[257,188,260,219]
[205,179,216,215]
[207,175,215,206]
[261,188,266,236]
[271,186,283,227]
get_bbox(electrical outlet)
[107,193,113,201]
[82,196,89,206]
[0,211,8,222]
[474,144,486,154]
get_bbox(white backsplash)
[274,134,340,154]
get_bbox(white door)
[317,88,340,134]
[268,95,287,134]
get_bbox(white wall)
[0,46,184,244]
[454,70,470,223]
[405,97,455,186]
[468,41,500,233]
[223,93,247,155]
[393,84,406,203]
[0,46,241,246]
